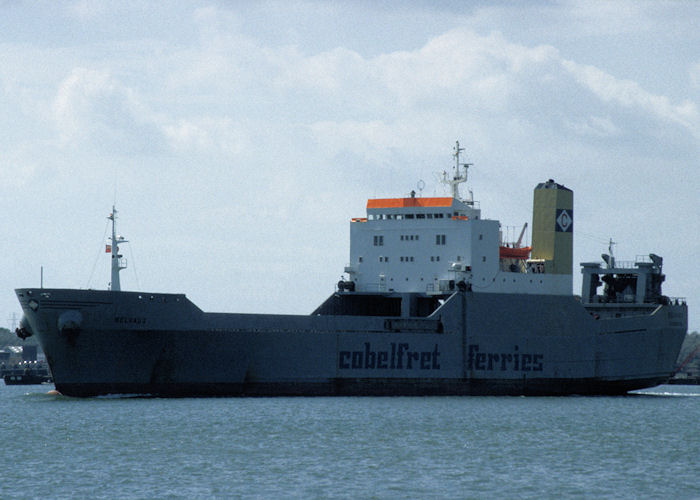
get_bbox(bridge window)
[373,235,384,246]
[436,234,446,245]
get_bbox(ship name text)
[338,342,440,370]
[467,344,543,372]
[114,316,147,325]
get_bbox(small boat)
[3,369,52,386]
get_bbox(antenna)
[454,141,465,172]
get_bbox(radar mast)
[107,206,128,291]
[442,141,474,204]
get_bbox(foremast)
[107,206,128,291]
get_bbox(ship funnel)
[531,179,573,275]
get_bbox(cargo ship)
[15,143,687,397]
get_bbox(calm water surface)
[1,384,698,499]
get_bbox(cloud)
[691,61,700,89]
[0,146,38,188]
[52,67,165,153]
[562,59,700,140]
[163,117,249,155]
[163,22,565,120]
[564,115,620,138]
[50,66,249,158]
[193,5,242,34]
[566,0,653,35]
[309,120,395,160]
[270,29,560,113]
[67,0,107,21]
[274,46,366,93]
[41,21,698,176]
[272,26,697,162]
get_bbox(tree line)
[0,327,39,348]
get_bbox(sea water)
[1,385,698,499]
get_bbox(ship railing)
[588,257,659,270]
[612,260,636,269]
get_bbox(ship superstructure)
[14,142,688,397]
[342,143,572,299]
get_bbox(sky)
[1,1,698,331]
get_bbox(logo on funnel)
[555,209,573,232]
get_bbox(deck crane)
[515,222,528,248]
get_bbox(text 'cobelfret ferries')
[467,344,543,372]
[338,343,440,370]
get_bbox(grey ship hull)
[15,288,687,397]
